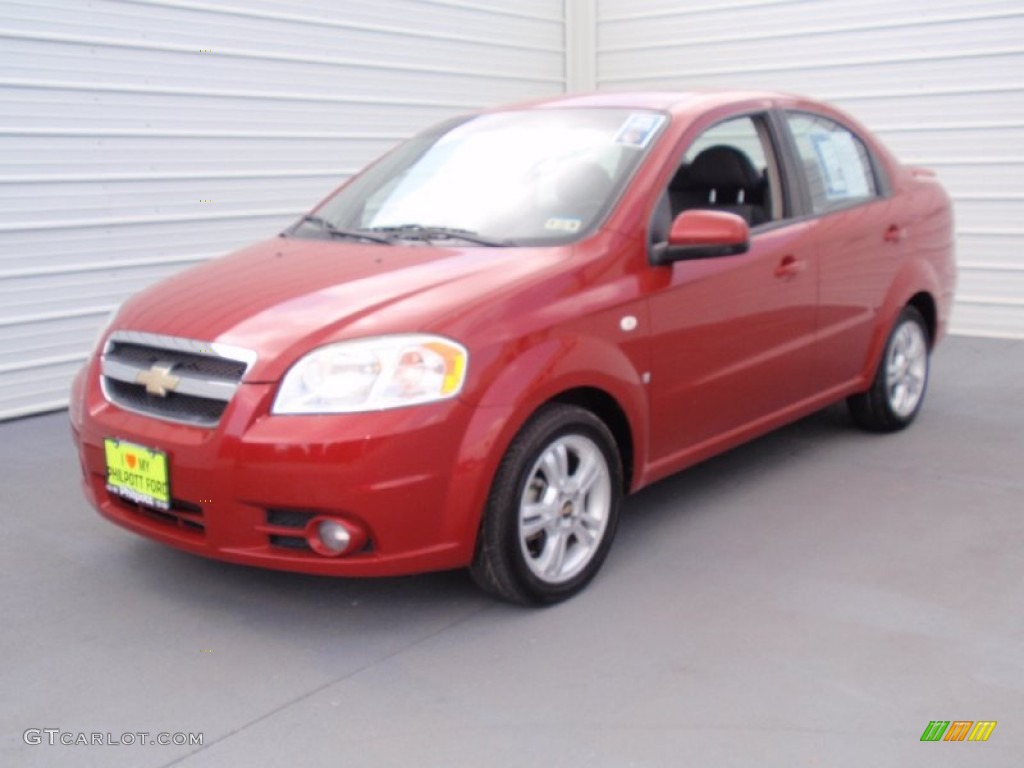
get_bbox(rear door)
[781,111,903,392]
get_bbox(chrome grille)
[100,330,256,427]
[104,379,229,424]
[108,341,247,380]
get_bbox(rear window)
[786,112,879,213]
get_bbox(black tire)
[848,305,931,432]
[470,404,623,605]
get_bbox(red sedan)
[69,90,955,604]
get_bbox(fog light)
[317,520,351,554]
[306,516,368,557]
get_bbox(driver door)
[645,113,820,470]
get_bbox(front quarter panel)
[450,330,651,542]
[450,235,653,497]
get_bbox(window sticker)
[613,113,666,149]
[810,131,870,199]
[544,216,583,233]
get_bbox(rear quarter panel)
[861,166,956,384]
[901,166,957,341]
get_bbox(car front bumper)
[69,361,501,577]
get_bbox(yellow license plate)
[104,438,170,510]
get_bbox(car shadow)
[123,540,492,613]
[118,402,856,621]
[616,401,854,542]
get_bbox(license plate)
[104,438,171,510]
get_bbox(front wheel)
[470,404,623,605]
[848,305,931,432]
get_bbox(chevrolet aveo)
[70,91,955,604]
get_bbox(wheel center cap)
[560,500,575,519]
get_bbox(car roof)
[493,89,895,172]
[512,89,798,115]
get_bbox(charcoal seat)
[669,145,768,226]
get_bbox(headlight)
[272,334,468,414]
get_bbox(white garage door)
[595,0,1024,339]
[0,0,566,420]
[3,0,1020,421]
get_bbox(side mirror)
[650,210,750,266]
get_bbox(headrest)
[685,145,761,189]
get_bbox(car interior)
[649,114,784,251]
[668,144,770,226]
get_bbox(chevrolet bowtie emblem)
[135,363,181,397]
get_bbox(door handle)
[884,224,905,243]
[774,255,806,279]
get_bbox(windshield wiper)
[295,215,394,245]
[364,225,506,247]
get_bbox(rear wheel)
[848,305,930,432]
[470,404,623,605]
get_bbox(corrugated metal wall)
[595,0,1024,339]
[0,0,566,420]
[3,0,1021,420]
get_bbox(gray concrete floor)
[1,335,1021,768]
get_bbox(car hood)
[114,237,564,381]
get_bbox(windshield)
[303,108,667,246]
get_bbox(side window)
[685,117,767,168]
[786,112,879,214]
[665,114,783,228]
